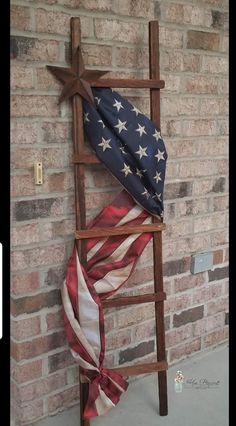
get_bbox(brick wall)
[10,0,229,424]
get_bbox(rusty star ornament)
[47,46,109,105]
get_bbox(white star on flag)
[153,129,161,141]
[155,149,165,162]
[131,106,141,116]
[135,145,148,159]
[113,99,124,112]
[153,171,162,183]
[121,163,132,177]
[153,192,162,201]
[115,119,128,134]
[136,123,147,137]
[98,137,112,152]
[94,97,101,105]
[120,146,127,155]
[136,168,143,178]
[98,119,105,128]
[84,112,90,123]
[141,187,150,199]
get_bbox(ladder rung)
[112,361,168,377]
[102,292,166,308]
[75,223,166,239]
[73,154,100,164]
[90,78,165,89]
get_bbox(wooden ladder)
[70,17,168,426]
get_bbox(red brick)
[206,312,225,332]
[11,96,60,118]
[113,0,154,17]
[36,68,61,91]
[203,327,228,348]
[166,324,192,348]
[201,55,228,74]
[177,198,210,217]
[106,329,131,350]
[46,309,64,331]
[170,338,201,362]
[82,44,112,66]
[11,36,60,62]
[179,159,217,178]
[43,172,74,193]
[163,256,191,277]
[64,0,112,10]
[117,305,155,329]
[48,349,75,373]
[86,190,120,211]
[211,10,228,30]
[11,174,36,198]
[47,385,80,413]
[94,18,145,44]
[11,245,65,271]
[11,316,41,341]
[12,272,39,296]
[115,46,148,69]
[165,219,192,239]
[161,119,182,137]
[161,96,199,117]
[162,73,181,93]
[174,272,206,293]
[20,372,67,402]
[184,76,218,94]
[159,27,183,49]
[11,331,65,361]
[41,122,71,144]
[12,224,40,247]
[192,283,223,305]
[11,359,42,384]
[184,5,212,26]
[11,289,61,316]
[192,318,207,336]
[11,5,30,31]
[11,147,69,170]
[213,250,224,265]
[119,340,154,365]
[207,296,228,315]
[11,64,34,89]
[194,212,225,233]
[161,50,183,72]
[36,9,93,38]
[165,294,192,315]
[11,121,38,145]
[187,30,220,51]
[13,198,64,222]
[20,399,44,424]
[132,320,155,341]
[210,230,229,246]
[41,219,74,241]
[183,53,201,72]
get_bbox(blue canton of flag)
[83,88,168,219]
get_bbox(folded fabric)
[62,88,168,419]
[83,87,167,219]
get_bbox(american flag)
[62,88,167,419]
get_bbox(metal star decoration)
[47,46,109,105]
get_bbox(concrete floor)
[33,343,229,426]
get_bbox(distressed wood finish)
[69,17,168,425]
[113,361,168,377]
[102,292,166,308]
[70,18,89,426]
[149,20,168,416]
[75,223,166,240]
[90,78,165,89]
